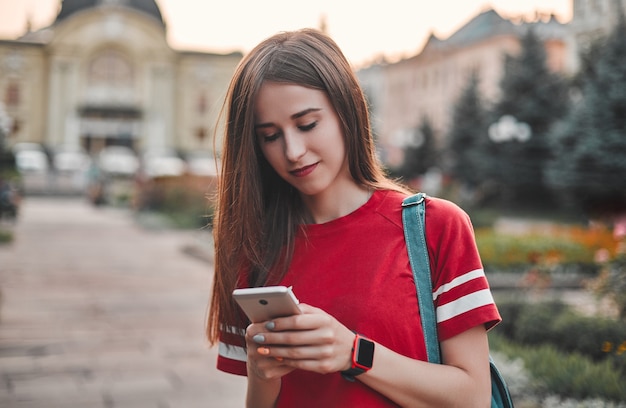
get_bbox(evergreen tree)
[397,116,436,181]
[447,71,489,188]
[546,13,626,216]
[488,27,570,206]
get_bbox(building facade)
[568,0,626,71]
[358,8,569,169]
[0,0,241,156]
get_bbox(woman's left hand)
[251,303,356,374]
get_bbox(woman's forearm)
[358,326,491,408]
[359,347,488,407]
[246,374,281,408]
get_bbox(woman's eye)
[299,122,317,132]
[262,133,280,143]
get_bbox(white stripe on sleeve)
[432,269,485,301]
[218,341,247,362]
[436,289,495,323]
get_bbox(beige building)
[358,9,569,168]
[0,0,241,156]
[568,0,626,71]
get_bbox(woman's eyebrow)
[254,122,273,130]
[291,108,321,119]
[255,108,322,129]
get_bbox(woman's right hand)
[245,304,355,377]
[245,322,296,381]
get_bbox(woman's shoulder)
[425,195,470,218]
[378,190,468,215]
[373,190,472,227]
[423,195,474,236]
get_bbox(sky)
[0,0,572,67]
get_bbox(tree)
[447,71,489,188]
[545,13,626,216]
[488,28,570,207]
[395,116,436,181]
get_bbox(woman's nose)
[284,132,306,162]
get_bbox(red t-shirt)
[217,190,501,407]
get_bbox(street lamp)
[488,115,531,143]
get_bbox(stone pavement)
[0,197,247,408]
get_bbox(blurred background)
[0,0,625,407]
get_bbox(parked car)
[185,151,219,176]
[52,144,91,174]
[11,142,49,174]
[98,146,139,177]
[142,148,186,178]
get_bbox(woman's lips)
[290,163,318,177]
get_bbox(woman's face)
[253,82,354,199]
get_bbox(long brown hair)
[207,28,407,345]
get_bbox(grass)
[0,227,13,243]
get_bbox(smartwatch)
[341,332,375,381]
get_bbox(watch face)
[356,338,375,368]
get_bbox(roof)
[422,9,519,53]
[55,0,165,27]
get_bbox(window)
[197,93,207,114]
[196,127,207,141]
[5,82,20,107]
[88,49,133,87]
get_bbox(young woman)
[207,28,501,407]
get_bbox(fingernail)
[265,321,275,330]
[257,346,270,355]
[252,334,265,343]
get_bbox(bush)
[587,254,626,319]
[491,300,527,339]
[466,208,501,229]
[525,345,626,401]
[0,227,12,243]
[553,312,625,362]
[494,300,626,375]
[475,224,619,272]
[135,175,216,229]
[489,332,626,403]
[512,300,570,345]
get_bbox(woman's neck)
[301,183,373,224]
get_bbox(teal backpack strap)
[401,192,441,364]
[402,193,515,408]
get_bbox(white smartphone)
[232,285,302,323]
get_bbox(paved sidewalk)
[0,198,246,408]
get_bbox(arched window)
[88,49,133,88]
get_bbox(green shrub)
[553,312,625,362]
[158,186,213,229]
[476,232,595,269]
[512,300,569,345]
[491,300,527,339]
[489,332,626,402]
[0,227,12,243]
[588,254,626,319]
[467,208,500,229]
[475,225,618,272]
[136,175,216,229]
[494,300,626,374]
[525,346,626,401]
